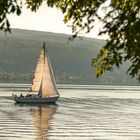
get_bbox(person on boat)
[20,93,24,97]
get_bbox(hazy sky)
[9,3,104,39]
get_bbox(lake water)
[0,83,140,140]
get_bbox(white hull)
[14,95,59,104]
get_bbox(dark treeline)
[0,29,138,85]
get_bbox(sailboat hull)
[14,96,59,104]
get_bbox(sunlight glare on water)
[0,83,140,140]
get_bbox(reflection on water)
[31,105,57,140]
[1,84,140,140]
[0,99,57,140]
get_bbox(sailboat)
[13,43,59,103]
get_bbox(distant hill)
[0,28,138,85]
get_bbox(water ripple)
[0,84,140,139]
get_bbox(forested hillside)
[0,29,138,85]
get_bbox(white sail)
[31,48,44,92]
[39,45,59,98]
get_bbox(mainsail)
[31,43,59,98]
[31,48,44,92]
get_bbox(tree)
[0,0,21,32]
[0,0,140,81]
